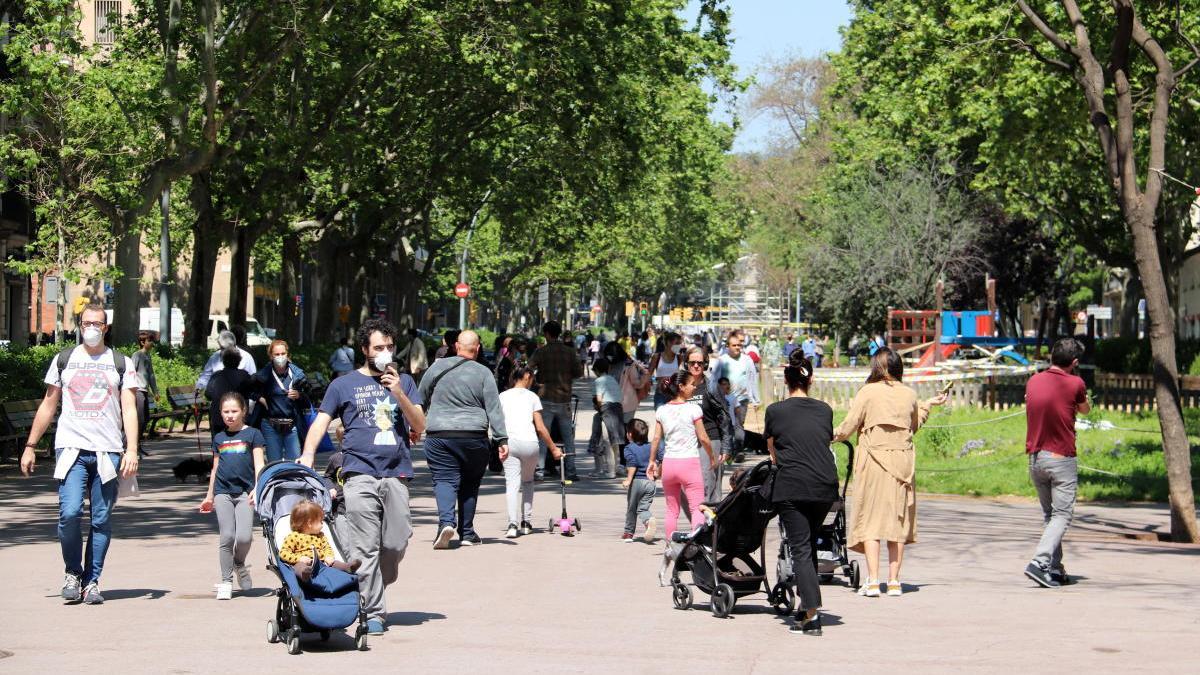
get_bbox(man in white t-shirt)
[20,304,142,605]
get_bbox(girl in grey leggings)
[200,392,266,599]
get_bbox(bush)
[0,341,206,406]
[1093,337,1200,375]
[0,343,69,401]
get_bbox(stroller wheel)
[287,631,302,655]
[266,620,280,644]
[711,583,735,618]
[850,560,862,590]
[771,583,795,616]
[671,582,693,610]
[547,518,555,533]
[573,517,582,532]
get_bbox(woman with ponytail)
[833,347,946,599]
[765,351,838,635]
[647,369,715,540]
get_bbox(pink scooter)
[548,396,581,536]
[549,456,581,536]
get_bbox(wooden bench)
[165,386,206,432]
[0,399,54,460]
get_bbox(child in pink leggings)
[648,370,715,539]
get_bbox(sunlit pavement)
[1,387,1196,673]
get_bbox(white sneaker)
[861,580,881,598]
[505,523,519,539]
[215,582,233,600]
[643,517,657,543]
[887,580,902,596]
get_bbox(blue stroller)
[255,462,369,654]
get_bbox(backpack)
[55,345,127,390]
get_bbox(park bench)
[0,399,53,461]
[163,386,207,432]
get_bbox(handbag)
[755,465,778,515]
[300,405,336,453]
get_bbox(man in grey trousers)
[1022,338,1089,588]
[300,319,425,635]
[419,330,508,549]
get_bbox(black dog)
[172,456,213,483]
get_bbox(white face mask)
[671,344,682,355]
[373,350,394,372]
[272,355,288,369]
[82,327,103,347]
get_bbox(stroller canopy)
[255,461,332,522]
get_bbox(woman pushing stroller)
[764,351,838,635]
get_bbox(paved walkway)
[1,390,1197,673]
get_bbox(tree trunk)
[184,176,220,348]
[1118,273,1142,338]
[228,227,249,327]
[312,234,340,342]
[1129,206,1198,541]
[279,234,299,341]
[111,222,142,344]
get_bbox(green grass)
[828,407,1200,503]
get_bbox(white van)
[139,307,186,346]
[207,315,273,350]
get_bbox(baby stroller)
[255,461,369,655]
[772,441,860,614]
[667,460,778,618]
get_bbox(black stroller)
[771,441,860,613]
[667,460,780,618]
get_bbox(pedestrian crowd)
[16,306,1092,637]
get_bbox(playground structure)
[887,278,1036,372]
[888,309,1033,368]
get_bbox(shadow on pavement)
[99,588,171,601]
[384,610,447,626]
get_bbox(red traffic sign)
[455,282,471,299]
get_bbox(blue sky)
[712,1,853,152]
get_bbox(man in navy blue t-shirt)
[300,319,424,635]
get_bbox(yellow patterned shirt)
[279,531,334,564]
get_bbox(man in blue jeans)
[1023,337,1090,588]
[419,330,509,548]
[20,304,142,605]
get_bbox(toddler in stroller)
[256,461,369,655]
[278,500,362,581]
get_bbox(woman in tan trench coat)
[834,348,945,597]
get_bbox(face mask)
[671,344,682,355]
[272,355,288,369]
[82,327,103,347]
[373,350,394,372]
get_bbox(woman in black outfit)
[765,350,838,636]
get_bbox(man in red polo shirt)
[1023,337,1090,588]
